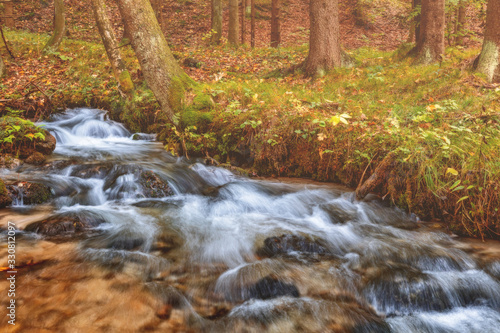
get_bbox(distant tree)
[2,0,14,28]
[211,0,222,44]
[0,53,5,78]
[455,0,466,46]
[91,0,134,98]
[407,0,421,44]
[304,0,350,76]
[270,0,281,47]
[414,0,445,64]
[241,0,246,44]
[43,0,65,53]
[474,0,499,82]
[228,0,239,45]
[251,0,255,47]
[116,0,192,126]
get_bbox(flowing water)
[1,108,500,332]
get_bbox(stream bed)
[1,108,500,332]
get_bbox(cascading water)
[1,108,500,332]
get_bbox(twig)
[0,24,15,59]
[357,152,378,189]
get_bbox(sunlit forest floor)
[1,0,499,239]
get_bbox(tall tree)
[304,0,350,76]
[228,0,239,45]
[116,0,192,125]
[91,0,134,98]
[407,0,421,44]
[414,0,445,64]
[270,0,281,47]
[211,0,222,44]
[43,0,65,53]
[475,0,500,82]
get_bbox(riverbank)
[1,29,500,240]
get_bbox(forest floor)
[1,0,500,240]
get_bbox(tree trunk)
[251,0,255,47]
[3,0,14,28]
[415,0,445,64]
[211,0,222,44]
[455,0,466,46]
[475,0,500,82]
[228,0,239,45]
[91,0,134,98]
[116,0,192,126]
[43,0,65,53]
[150,0,164,31]
[304,0,343,76]
[270,0,281,47]
[414,0,421,45]
[241,0,245,44]
[0,53,5,78]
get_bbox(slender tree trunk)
[241,0,245,44]
[414,0,421,45]
[475,0,500,82]
[455,1,466,46]
[251,0,255,47]
[0,53,5,78]
[91,0,134,98]
[116,0,192,125]
[3,0,14,28]
[228,0,239,45]
[211,0,222,44]
[150,0,165,31]
[304,0,343,76]
[415,0,445,64]
[270,0,281,47]
[43,0,65,53]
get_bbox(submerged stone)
[257,234,330,257]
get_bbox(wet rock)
[70,163,113,179]
[34,131,56,155]
[25,152,46,165]
[139,170,174,197]
[25,212,105,236]
[131,133,156,141]
[257,234,330,257]
[246,276,300,300]
[7,182,53,205]
[0,178,12,208]
[362,263,452,315]
[320,202,357,223]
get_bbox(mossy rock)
[25,152,46,165]
[0,179,12,208]
[181,109,214,128]
[7,182,53,205]
[192,93,215,110]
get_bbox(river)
[1,108,500,332]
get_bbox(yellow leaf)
[446,168,458,176]
[329,116,340,126]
